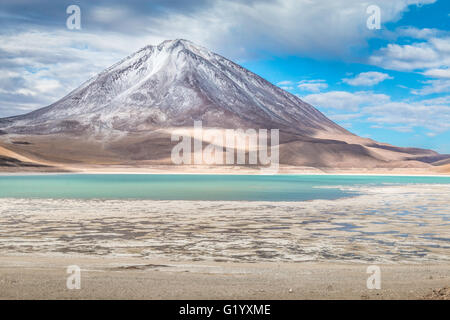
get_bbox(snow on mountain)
[0,39,346,136]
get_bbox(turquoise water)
[1,174,450,201]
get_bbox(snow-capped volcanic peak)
[0,39,346,135]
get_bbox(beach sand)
[0,184,449,299]
[1,255,449,300]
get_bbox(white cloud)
[90,6,133,23]
[327,113,362,121]
[370,42,442,71]
[146,0,438,59]
[277,81,295,90]
[422,68,450,79]
[420,95,450,105]
[342,71,393,86]
[363,101,450,134]
[303,91,390,111]
[396,27,442,39]
[411,79,450,95]
[370,32,450,94]
[277,80,293,86]
[391,126,414,133]
[0,29,163,116]
[303,90,450,135]
[369,35,450,81]
[34,79,61,93]
[297,80,328,93]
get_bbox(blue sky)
[0,0,449,152]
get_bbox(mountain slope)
[0,39,344,136]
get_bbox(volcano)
[0,39,447,173]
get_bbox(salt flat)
[0,184,448,263]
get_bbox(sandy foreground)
[0,255,449,300]
[0,184,449,299]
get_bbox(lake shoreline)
[1,171,450,177]
[1,163,449,176]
